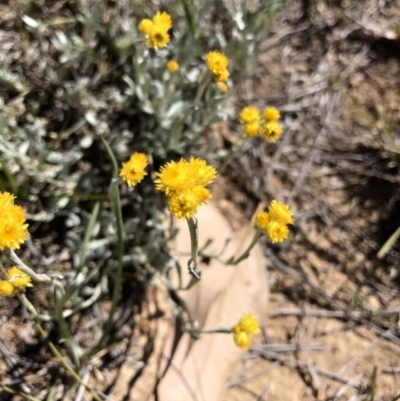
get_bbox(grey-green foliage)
[0,0,288,318]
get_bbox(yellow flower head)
[141,11,173,50]
[268,200,294,225]
[233,331,251,350]
[139,19,152,34]
[239,106,260,124]
[0,192,29,251]
[155,159,189,195]
[186,157,217,187]
[243,122,260,138]
[214,68,230,83]
[216,82,228,93]
[155,157,216,195]
[147,26,170,50]
[206,51,229,75]
[237,313,260,335]
[167,60,179,73]
[0,281,15,297]
[266,220,289,243]
[260,121,283,142]
[153,11,172,31]
[155,157,217,219]
[119,153,148,187]
[255,211,270,230]
[6,267,32,291]
[263,107,281,122]
[168,186,212,219]
[168,191,200,219]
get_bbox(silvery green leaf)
[66,213,81,228]
[85,111,98,127]
[187,67,201,82]
[22,14,39,29]
[141,102,154,114]
[65,232,81,251]
[135,85,144,101]
[233,10,245,30]
[52,31,69,51]
[153,81,164,98]
[18,140,30,156]
[122,75,136,90]
[56,197,70,209]
[46,149,82,164]
[165,101,185,119]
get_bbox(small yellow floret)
[139,19,152,34]
[119,153,148,187]
[266,220,289,243]
[260,121,283,142]
[243,122,260,138]
[153,11,172,31]
[187,157,217,187]
[233,331,251,350]
[147,26,170,50]
[167,60,179,73]
[140,11,173,50]
[255,211,270,230]
[216,82,228,93]
[263,107,281,122]
[214,68,230,82]
[268,200,294,225]
[155,159,189,195]
[0,192,29,251]
[155,157,217,219]
[6,267,33,291]
[206,51,229,75]
[168,191,201,219]
[238,313,260,335]
[239,106,260,124]
[0,281,15,297]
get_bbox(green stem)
[187,327,232,334]
[3,248,60,288]
[4,286,103,401]
[98,137,125,346]
[225,230,263,265]
[33,321,103,401]
[0,385,42,401]
[194,72,212,108]
[219,137,245,175]
[186,217,201,280]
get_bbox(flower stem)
[185,327,232,336]
[186,217,201,280]
[3,248,65,295]
[6,289,103,401]
[0,385,42,401]
[225,230,263,265]
[33,320,103,401]
[219,137,245,174]
[98,136,125,346]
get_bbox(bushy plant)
[0,1,291,398]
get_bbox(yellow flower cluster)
[167,60,179,73]
[255,200,294,243]
[239,105,283,142]
[139,11,172,50]
[206,51,230,83]
[232,313,260,350]
[119,152,148,187]
[155,157,217,219]
[216,82,228,93]
[0,192,29,251]
[0,266,33,297]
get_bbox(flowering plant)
[0,1,291,398]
